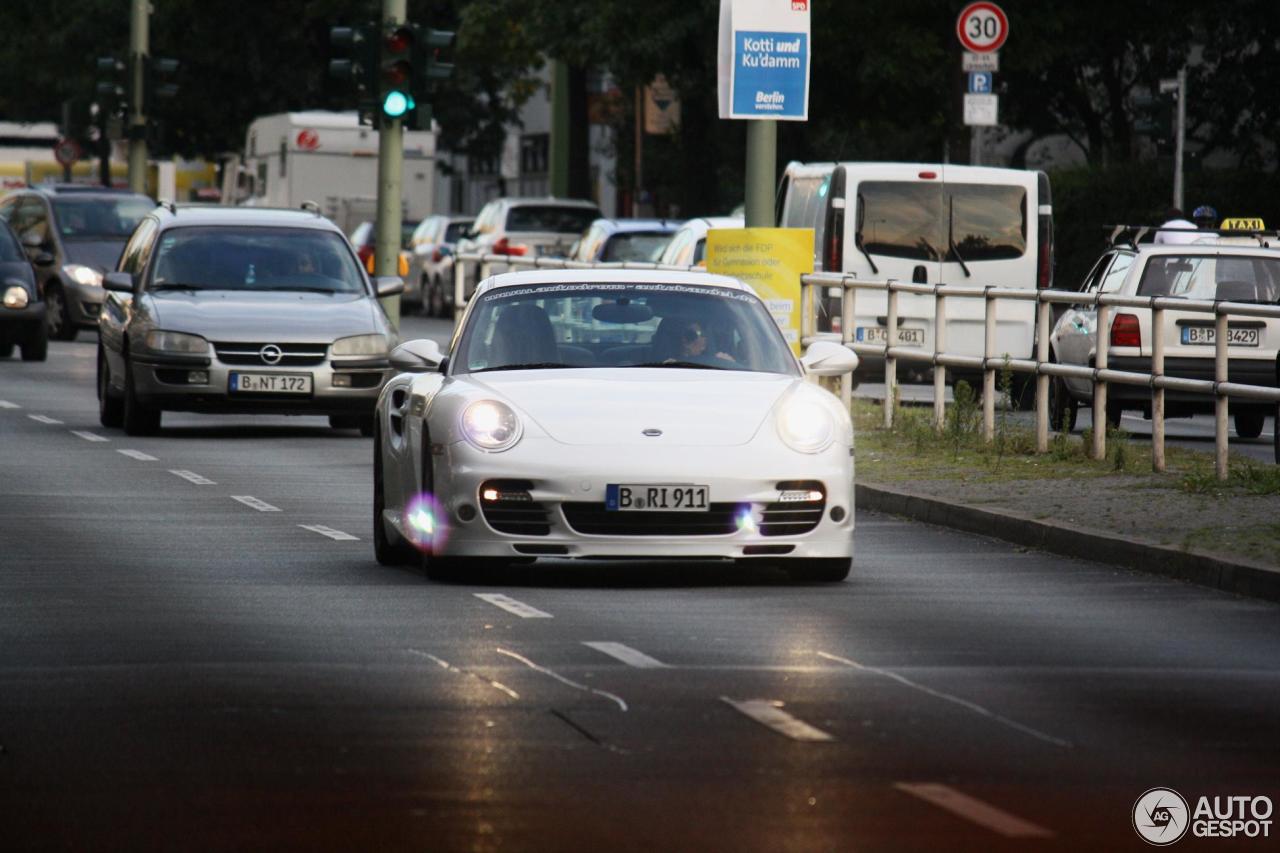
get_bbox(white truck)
[229,111,437,234]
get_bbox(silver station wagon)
[97,205,403,436]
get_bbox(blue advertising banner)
[718,1,811,121]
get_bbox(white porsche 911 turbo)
[372,269,859,581]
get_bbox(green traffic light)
[382,90,414,118]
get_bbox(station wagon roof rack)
[158,198,178,214]
[300,199,321,216]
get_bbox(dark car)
[568,218,682,264]
[0,185,155,340]
[0,219,47,361]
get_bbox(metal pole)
[840,282,854,410]
[453,256,466,325]
[1215,310,1229,481]
[885,287,898,429]
[374,0,407,329]
[1034,298,1050,453]
[982,290,996,443]
[1151,306,1166,472]
[1173,66,1187,211]
[933,292,947,434]
[744,120,776,228]
[127,0,148,194]
[549,60,570,197]
[633,85,643,217]
[1093,304,1110,461]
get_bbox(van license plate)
[856,327,925,345]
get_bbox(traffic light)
[146,56,180,107]
[1133,92,1174,152]
[94,56,128,117]
[379,24,417,123]
[422,28,455,83]
[329,24,379,125]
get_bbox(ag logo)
[1134,788,1190,845]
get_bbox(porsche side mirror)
[103,272,135,293]
[375,276,405,297]
[389,338,444,372]
[800,340,859,376]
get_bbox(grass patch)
[1181,459,1280,496]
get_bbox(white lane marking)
[495,647,627,711]
[0,400,20,409]
[28,414,62,424]
[474,593,553,619]
[583,641,670,669]
[406,649,521,700]
[70,430,109,442]
[231,495,281,512]
[117,449,158,461]
[170,469,216,486]
[298,524,359,541]
[817,651,1071,748]
[720,697,834,742]
[895,783,1054,838]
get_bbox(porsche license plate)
[606,484,709,511]
[229,372,313,393]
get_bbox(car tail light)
[826,213,843,272]
[918,171,937,179]
[1037,213,1053,288]
[1111,313,1141,348]
[431,248,443,263]
[357,245,373,265]
[492,237,528,256]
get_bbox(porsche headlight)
[777,398,835,454]
[145,330,210,355]
[62,264,103,287]
[461,400,522,452]
[332,333,390,356]
[3,285,29,309]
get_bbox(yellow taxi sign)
[1220,217,1266,231]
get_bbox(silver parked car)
[97,205,403,436]
[455,197,602,291]
[406,214,473,317]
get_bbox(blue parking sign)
[968,71,993,94]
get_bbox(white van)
[776,162,1053,379]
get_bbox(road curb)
[856,482,1280,603]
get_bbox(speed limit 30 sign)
[956,2,1008,53]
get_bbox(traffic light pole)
[127,0,148,194]
[1173,66,1187,211]
[744,119,776,228]
[375,0,406,329]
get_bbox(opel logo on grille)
[642,428,662,437]
[259,344,284,365]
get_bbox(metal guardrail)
[801,272,1280,479]
[451,253,1280,479]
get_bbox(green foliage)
[1182,460,1280,496]
[946,380,980,461]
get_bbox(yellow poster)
[706,227,813,354]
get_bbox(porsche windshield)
[456,282,799,375]
[149,227,366,293]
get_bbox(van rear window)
[856,181,1027,263]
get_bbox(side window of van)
[783,176,830,268]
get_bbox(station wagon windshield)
[149,227,366,294]
[456,283,798,376]
[53,196,154,240]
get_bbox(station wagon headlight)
[461,399,522,452]
[3,285,29,309]
[63,264,103,287]
[145,330,209,354]
[332,333,389,356]
[777,398,834,454]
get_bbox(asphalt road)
[1,324,1278,852]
